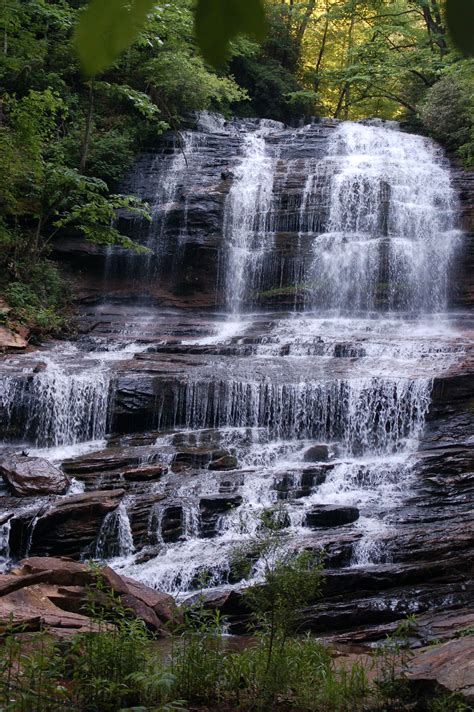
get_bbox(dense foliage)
[0,0,472,335]
[0,0,247,335]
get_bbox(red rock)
[0,326,28,350]
[2,557,177,637]
[0,455,70,496]
[123,576,177,623]
[407,637,474,702]
[121,594,165,633]
[123,464,167,481]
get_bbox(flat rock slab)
[0,455,70,496]
[407,637,474,701]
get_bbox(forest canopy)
[0,0,473,336]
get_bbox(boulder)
[303,444,333,463]
[121,594,164,632]
[208,455,238,471]
[304,505,359,528]
[0,326,28,351]
[0,455,70,496]
[15,558,128,593]
[0,557,176,635]
[406,637,474,702]
[122,576,177,623]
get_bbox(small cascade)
[223,120,283,313]
[0,518,11,571]
[94,502,135,559]
[182,503,200,538]
[156,376,432,455]
[149,504,165,546]
[0,356,111,447]
[305,122,460,313]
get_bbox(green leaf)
[195,0,266,67]
[74,0,157,77]
[446,0,474,57]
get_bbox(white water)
[94,502,135,559]
[309,122,460,312]
[223,120,283,313]
[0,518,11,571]
[0,355,110,447]
[115,121,464,593]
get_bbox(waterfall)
[0,117,467,596]
[306,122,460,313]
[223,120,282,313]
[0,356,111,448]
[0,518,11,571]
[155,376,432,456]
[94,503,135,559]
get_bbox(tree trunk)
[79,81,94,173]
[335,1,356,119]
[313,3,329,92]
[295,0,317,57]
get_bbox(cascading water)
[0,355,110,447]
[223,120,283,313]
[0,518,11,570]
[306,122,459,313]
[0,117,468,603]
[155,376,431,454]
[94,502,135,559]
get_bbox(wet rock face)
[171,447,235,472]
[0,456,70,496]
[160,506,184,543]
[53,121,474,313]
[53,122,341,309]
[304,505,360,529]
[0,119,473,650]
[9,490,124,559]
[451,165,474,309]
[199,495,243,538]
[303,444,333,463]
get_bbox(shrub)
[420,62,474,167]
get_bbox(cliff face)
[54,120,474,313]
[451,164,474,308]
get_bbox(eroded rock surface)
[0,557,176,636]
[0,455,70,496]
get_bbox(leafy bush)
[420,62,474,166]
[3,260,69,336]
[0,567,468,711]
[143,49,248,119]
